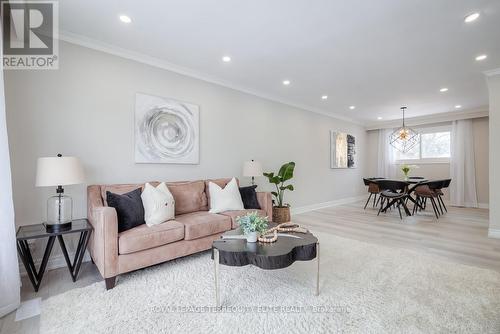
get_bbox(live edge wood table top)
[212,226,318,270]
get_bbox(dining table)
[376,178,428,216]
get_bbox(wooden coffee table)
[211,226,319,307]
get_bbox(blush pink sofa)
[87,178,272,289]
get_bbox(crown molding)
[484,68,500,77]
[365,107,489,130]
[58,31,362,126]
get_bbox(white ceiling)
[59,0,500,123]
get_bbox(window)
[394,126,451,163]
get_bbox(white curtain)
[0,25,20,317]
[377,128,397,178]
[450,120,478,207]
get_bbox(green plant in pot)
[236,211,269,242]
[263,161,295,223]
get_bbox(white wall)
[4,41,368,261]
[487,72,500,237]
[366,117,489,206]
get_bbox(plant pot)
[272,206,291,223]
[246,231,258,243]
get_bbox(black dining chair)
[376,180,411,219]
[362,178,385,210]
[434,179,451,213]
[413,180,444,219]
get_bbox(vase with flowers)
[400,164,418,181]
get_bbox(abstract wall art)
[135,93,200,164]
[330,131,356,169]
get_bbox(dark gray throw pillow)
[106,188,145,233]
[239,185,261,210]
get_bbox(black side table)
[16,219,93,292]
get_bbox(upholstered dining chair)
[363,178,384,210]
[434,179,451,213]
[413,180,444,219]
[376,180,411,219]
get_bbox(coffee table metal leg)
[315,242,320,296]
[214,248,220,308]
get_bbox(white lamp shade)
[35,156,85,187]
[243,160,263,177]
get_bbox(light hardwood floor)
[1,201,499,333]
[295,200,500,271]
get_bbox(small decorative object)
[242,159,263,186]
[135,93,200,164]
[236,211,269,243]
[258,222,309,243]
[263,162,295,223]
[390,106,419,153]
[35,154,85,232]
[400,164,418,181]
[330,131,356,168]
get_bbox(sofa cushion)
[208,178,244,213]
[205,178,239,210]
[118,221,185,254]
[239,185,261,209]
[175,211,231,240]
[141,182,175,226]
[106,188,145,233]
[166,180,208,215]
[219,209,268,229]
[100,182,160,206]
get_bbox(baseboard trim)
[442,200,489,209]
[488,228,500,239]
[19,251,91,277]
[0,299,20,318]
[291,195,366,215]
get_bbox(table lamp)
[35,154,85,232]
[243,160,262,186]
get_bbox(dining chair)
[362,178,384,210]
[376,180,411,219]
[413,180,443,219]
[434,179,451,213]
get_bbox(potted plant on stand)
[236,211,269,242]
[263,162,295,223]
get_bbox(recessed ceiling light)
[282,80,291,86]
[464,12,480,23]
[455,105,462,109]
[475,54,488,61]
[119,15,132,23]
[321,95,328,100]
[222,56,231,62]
[349,106,356,110]
[377,117,383,120]
[439,88,449,92]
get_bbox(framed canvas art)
[330,131,356,168]
[135,93,199,164]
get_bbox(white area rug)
[40,232,500,334]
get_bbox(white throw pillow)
[208,178,244,213]
[141,182,175,226]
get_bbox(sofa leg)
[105,276,117,290]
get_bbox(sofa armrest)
[87,185,119,278]
[88,206,119,278]
[256,192,273,220]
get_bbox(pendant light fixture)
[389,106,419,153]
